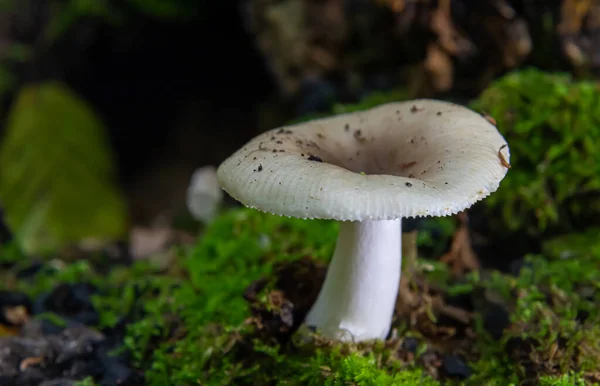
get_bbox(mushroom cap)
[217,99,510,221]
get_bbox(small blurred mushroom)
[186,165,223,224]
[129,227,175,261]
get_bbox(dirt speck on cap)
[483,113,497,126]
[498,144,510,168]
[354,130,367,144]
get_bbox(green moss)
[470,68,600,236]
[184,208,337,323]
[463,227,600,382]
[113,205,596,384]
[3,203,597,384]
[275,346,439,386]
[14,259,97,297]
[124,208,337,383]
[539,372,596,386]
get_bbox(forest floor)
[1,206,599,385]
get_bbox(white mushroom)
[187,165,223,224]
[217,99,510,342]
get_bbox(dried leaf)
[439,212,480,276]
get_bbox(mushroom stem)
[304,219,402,342]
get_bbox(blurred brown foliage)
[246,0,600,98]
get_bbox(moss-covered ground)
[2,206,600,385]
[2,68,600,385]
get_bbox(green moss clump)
[114,205,598,385]
[3,204,597,384]
[470,68,600,236]
[539,372,592,386]
[464,228,600,384]
[125,208,339,383]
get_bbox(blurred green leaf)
[0,81,128,254]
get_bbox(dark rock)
[40,320,66,336]
[402,337,419,353]
[0,323,135,386]
[0,291,31,307]
[483,302,510,340]
[0,375,15,385]
[244,258,328,346]
[445,291,475,312]
[32,294,49,316]
[21,319,65,338]
[66,359,99,377]
[39,380,79,386]
[16,367,47,385]
[272,257,327,324]
[442,354,472,379]
[53,327,102,364]
[508,258,533,276]
[33,283,100,326]
[16,261,45,278]
[99,357,137,386]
